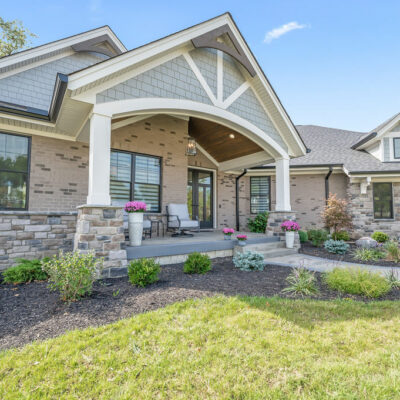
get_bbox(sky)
[2,0,400,132]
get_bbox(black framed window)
[393,138,400,159]
[110,150,161,212]
[250,176,270,214]
[373,182,393,219]
[0,133,30,210]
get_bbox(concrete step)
[245,241,285,252]
[261,248,299,259]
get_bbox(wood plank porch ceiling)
[189,117,263,162]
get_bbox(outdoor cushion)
[168,219,199,228]
[168,203,190,220]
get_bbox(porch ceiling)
[189,117,263,162]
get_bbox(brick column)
[74,205,127,278]
[266,210,300,249]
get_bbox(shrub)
[371,231,389,243]
[298,230,308,243]
[307,229,329,247]
[2,258,49,284]
[247,212,269,233]
[324,239,350,255]
[352,247,385,262]
[331,230,350,241]
[384,240,400,263]
[321,193,352,236]
[183,252,211,274]
[324,267,391,298]
[42,251,102,301]
[128,258,160,287]
[232,251,264,271]
[282,267,319,297]
[386,269,400,289]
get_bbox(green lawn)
[1,296,400,399]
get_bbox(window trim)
[110,148,162,213]
[250,176,271,215]
[393,138,400,160]
[0,132,31,211]
[372,182,394,220]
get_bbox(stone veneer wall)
[266,210,300,248]
[0,211,77,270]
[348,181,400,239]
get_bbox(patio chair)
[166,203,200,237]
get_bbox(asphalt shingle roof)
[284,125,400,173]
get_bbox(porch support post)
[87,112,112,205]
[275,157,291,211]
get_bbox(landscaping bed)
[1,257,400,350]
[300,242,400,267]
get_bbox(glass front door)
[187,169,213,229]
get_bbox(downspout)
[325,166,333,203]
[236,169,248,231]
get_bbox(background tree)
[0,17,36,57]
[321,193,352,235]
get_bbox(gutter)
[0,73,68,123]
[235,169,247,231]
[325,166,333,202]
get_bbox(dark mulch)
[300,242,400,267]
[1,257,399,350]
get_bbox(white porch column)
[86,112,112,205]
[275,157,291,211]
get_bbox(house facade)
[0,13,399,272]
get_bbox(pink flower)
[280,220,300,232]
[237,234,247,241]
[124,201,147,213]
[223,228,235,235]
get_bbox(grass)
[1,296,400,399]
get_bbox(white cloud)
[264,22,307,43]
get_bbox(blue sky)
[2,0,400,131]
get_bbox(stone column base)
[74,205,127,278]
[266,210,300,249]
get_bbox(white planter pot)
[128,212,144,247]
[285,231,295,249]
[238,241,247,247]
[224,234,232,240]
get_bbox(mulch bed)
[300,242,400,267]
[1,257,400,350]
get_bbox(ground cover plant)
[352,247,386,262]
[384,240,400,263]
[183,252,211,274]
[282,267,319,297]
[324,239,349,254]
[128,258,160,287]
[247,211,269,233]
[324,267,391,298]
[2,296,400,399]
[232,251,264,271]
[2,258,49,284]
[42,251,102,301]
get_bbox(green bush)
[42,251,102,301]
[386,269,400,289]
[232,251,264,271]
[352,247,386,262]
[307,229,329,247]
[331,231,350,241]
[384,240,400,263]
[247,212,269,233]
[324,239,349,254]
[128,258,160,287]
[324,267,391,298]
[298,230,308,243]
[2,258,49,284]
[371,231,389,243]
[282,267,319,297]
[183,252,211,274]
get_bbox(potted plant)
[237,234,248,247]
[125,201,147,246]
[223,228,235,240]
[280,220,300,249]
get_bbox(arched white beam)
[94,98,289,159]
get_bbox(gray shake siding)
[0,52,107,110]
[383,137,390,161]
[223,53,245,100]
[190,48,218,97]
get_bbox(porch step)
[244,240,298,259]
[261,248,299,259]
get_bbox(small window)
[373,182,393,219]
[393,138,400,159]
[250,176,270,214]
[0,132,30,210]
[110,150,161,212]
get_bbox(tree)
[0,17,36,57]
[321,193,352,235]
